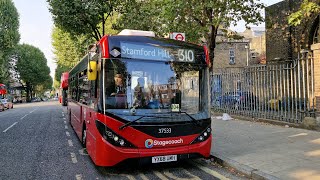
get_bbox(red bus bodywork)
[67,35,212,167]
[0,84,7,95]
[60,72,69,89]
[60,72,69,106]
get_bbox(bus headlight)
[190,126,211,144]
[96,120,135,148]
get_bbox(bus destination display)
[119,42,195,62]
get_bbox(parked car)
[31,97,41,102]
[220,91,259,110]
[0,101,5,112]
[1,99,13,109]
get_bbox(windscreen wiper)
[119,114,171,130]
[119,115,145,130]
[177,111,201,126]
[150,111,201,126]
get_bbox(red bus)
[0,84,7,99]
[60,72,69,106]
[67,30,211,166]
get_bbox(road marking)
[139,173,149,180]
[64,121,66,124]
[70,153,78,163]
[288,133,308,138]
[20,114,28,120]
[192,161,230,180]
[63,118,66,120]
[68,140,73,147]
[66,131,70,137]
[65,125,68,129]
[122,175,136,180]
[154,171,169,180]
[3,122,18,133]
[163,168,201,180]
[75,174,82,180]
[30,108,37,113]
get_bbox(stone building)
[213,27,266,69]
[239,27,266,64]
[214,41,250,69]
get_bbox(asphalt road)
[0,101,247,180]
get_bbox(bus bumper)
[94,135,212,167]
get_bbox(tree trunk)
[208,25,217,72]
[26,82,31,102]
[102,13,105,36]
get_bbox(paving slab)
[210,116,320,180]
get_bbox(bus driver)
[111,73,125,96]
[111,73,126,108]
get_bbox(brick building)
[265,0,320,61]
[213,27,266,69]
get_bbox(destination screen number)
[177,49,195,62]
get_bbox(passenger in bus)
[133,77,148,108]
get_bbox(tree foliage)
[116,0,264,66]
[47,0,122,41]
[0,0,20,83]
[51,26,91,88]
[288,0,320,26]
[51,16,120,88]
[52,27,90,68]
[14,44,52,101]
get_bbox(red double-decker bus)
[60,72,69,106]
[0,84,7,99]
[67,30,211,166]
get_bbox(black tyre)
[82,125,87,148]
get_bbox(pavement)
[210,115,320,180]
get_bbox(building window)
[251,52,256,59]
[229,48,235,64]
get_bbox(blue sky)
[12,0,282,79]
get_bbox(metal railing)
[211,54,315,123]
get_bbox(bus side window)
[89,77,97,108]
[78,70,90,105]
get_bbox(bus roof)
[118,29,155,37]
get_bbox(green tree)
[51,27,91,88]
[47,0,122,40]
[116,0,264,67]
[34,78,53,96]
[14,44,52,102]
[288,0,320,26]
[51,17,119,88]
[52,27,90,68]
[0,0,20,83]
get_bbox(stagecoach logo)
[145,138,183,148]
[145,139,154,148]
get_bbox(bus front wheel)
[82,125,87,148]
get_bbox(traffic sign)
[170,32,185,41]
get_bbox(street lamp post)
[245,44,249,66]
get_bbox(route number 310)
[178,49,195,62]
